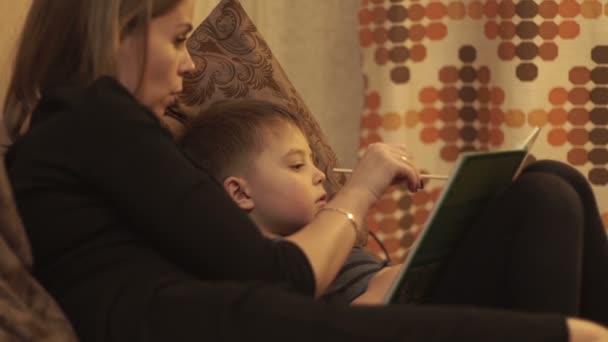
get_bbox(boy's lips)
[164,105,187,124]
[316,194,328,206]
[164,99,188,124]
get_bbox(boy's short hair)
[181,99,306,181]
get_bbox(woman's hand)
[342,142,421,208]
[567,318,608,342]
[286,143,421,296]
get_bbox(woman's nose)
[179,51,195,76]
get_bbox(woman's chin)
[160,116,186,139]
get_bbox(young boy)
[180,99,401,304]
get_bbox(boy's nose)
[314,168,327,184]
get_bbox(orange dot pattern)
[365,183,443,261]
[359,0,454,84]
[360,90,385,150]
[418,45,509,161]
[360,0,596,84]
[485,0,583,81]
[359,1,608,259]
[547,46,608,186]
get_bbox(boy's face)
[246,122,328,236]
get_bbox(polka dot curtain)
[359,0,608,261]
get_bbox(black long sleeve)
[7,77,314,295]
[6,78,571,342]
[141,280,567,342]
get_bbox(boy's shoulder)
[322,247,389,304]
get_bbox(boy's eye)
[290,163,305,171]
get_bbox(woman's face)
[118,0,195,137]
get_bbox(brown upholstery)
[179,0,345,196]
[0,155,78,341]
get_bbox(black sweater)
[6,78,567,342]
[6,78,315,336]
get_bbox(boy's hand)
[567,318,608,342]
[345,143,421,209]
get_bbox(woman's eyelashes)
[174,36,187,47]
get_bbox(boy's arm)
[321,247,388,303]
[351,264,403,305]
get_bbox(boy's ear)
[223,176,255,211]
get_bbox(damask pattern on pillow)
[180,0,345,196]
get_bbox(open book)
[383,127,541,305]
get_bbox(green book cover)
[384,127,541,305]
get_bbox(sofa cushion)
[0,156,78,341]
[179,0,344,195]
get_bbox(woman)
[3,0,607,341]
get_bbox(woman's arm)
[14,78,421,296]
[285,141,421,295]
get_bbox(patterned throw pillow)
[179,0,344,195]
[0,158,78,341]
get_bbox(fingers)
[369,143,422,192]
[384,143,421,192]
[344,143,424,205]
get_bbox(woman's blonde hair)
[3,0,182,141]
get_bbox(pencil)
[332,168,449,181]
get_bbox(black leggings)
[428,160,608,325]
[135,161,605,342]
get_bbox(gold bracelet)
[317,207,360,241]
